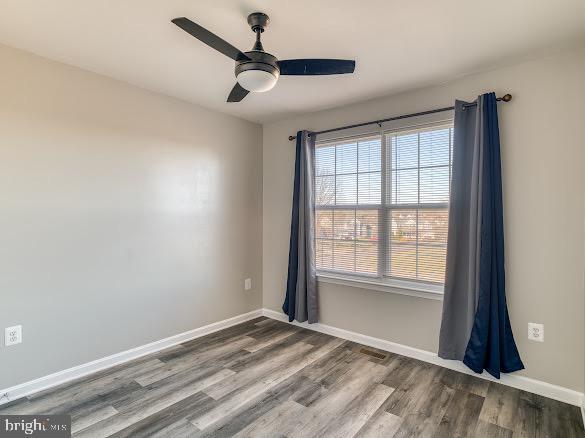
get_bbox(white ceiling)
[0,0,584,123]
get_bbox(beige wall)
[0,44,263,389]
[263,47,585,392]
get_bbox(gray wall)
[263,46,585,392]
[0,44,263,389]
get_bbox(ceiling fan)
[171,13,356,102]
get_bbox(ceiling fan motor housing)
[235,51,279,92]
[235,51,280,80]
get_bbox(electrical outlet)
[5,325,22,346]
[244,278,252,290]
[528,323,544,342]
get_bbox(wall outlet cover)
[5,325,22,346]
[528,322,544,342]
[244,278,252,290]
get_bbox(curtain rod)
[288,94,512,141]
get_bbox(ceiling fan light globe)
[237,69,277,92]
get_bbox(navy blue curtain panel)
[282,132,302,322]
[283,131,318,323]
[439,93,523,378]
[462,93,524,378]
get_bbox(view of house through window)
[315,123,453,286]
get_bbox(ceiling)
[0,0,584,123]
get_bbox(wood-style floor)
[1,317,583,437]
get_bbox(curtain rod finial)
[501,94,512,102]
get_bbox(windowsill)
[317,273,444,301]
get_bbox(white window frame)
[314,118,453,300]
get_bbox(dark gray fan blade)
[227,83,249,102]
[172,17,251,62]
[278,59,355,75]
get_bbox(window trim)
[314,119,453,297]
[317,273,444,301]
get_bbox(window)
[315,122,453,291]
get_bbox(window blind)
[315,123,453,286]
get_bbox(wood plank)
[109,392,215,438]
[221,331,311,372]
[204,341,315,400]
[317,383,394,438]
[134,336,253,386]
[285,359,390,438]
[59,381,146,423]
[434,389,484,438]
[514,391,545,438]
[232,399,306,438]
[384,360,443,417]
[147,420,201,438]
[300,343,364,397]
[191,338,345,430]
[74,369,234,437]
[253,317,277,327]
[244,329,297,353]
[392,380,454,438]
[474,420,513,438]
[380,355,421,389]
[479,382,521,430]
[190,373,319,438]
[355,411,403,438]
[456,372,490,397]
[539,394,585,438]
[158,320,264,361]
[71,405,118,434]
[433,367,490,398]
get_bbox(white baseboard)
[0,309,263,406]
[262,308,585,407]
